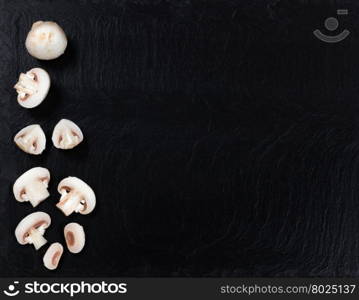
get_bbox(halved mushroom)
[15,212,51,250]
[14,68,50,108]
[14,124,46,155]
[52,119,83,149]
[25,21,67,60]
[56,177,96,216]
[64,223,85,253]
[13,167,50,207]
[43,243,63,270]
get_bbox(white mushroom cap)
[13,167,50,207]
[57,177,96,216]
[25,21,67,60]
[64,223,85,254]
[14,68,50,108]
[14,124,46,155]
[43,243,63,270]
[52,119,84,150]
[15,212,51,250]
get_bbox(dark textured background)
[1,0,359,277]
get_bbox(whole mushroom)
[25,21,67,60]
[15,212,51,250]
[52,119,84,150]
[64,223,85,253]
[43,243,63,270]
[14,124,46,155]
[13,167,50,207]
[56,177,96,216]
[14,67,50,108]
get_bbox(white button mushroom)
[14,124,46,155]
[52,119,84,150]
[13,167,50,207]
[64,223,85,254]
[25,21,67,60]
[14,68,50,108]
[56,177,96,216]
[43,243,63,270]
[15,212,51,250]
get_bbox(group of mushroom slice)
[14,119,84,155]
[15,212,85,270]
[15,21,67,109]
[13,167,96,216]
[13,21,92,270]
[42,223,85,270]
[13,23,81,154]
[14,167,94,270]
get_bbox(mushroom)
[52,119,84,149]
[43,243,63,270]
[64,223,85,253]
[15,212,51,250]
[13,167,50,207]
[56,177,96,216]
[25,21,67,60]
[14,124,46,155]
[14,67,50,108]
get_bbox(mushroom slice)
[14,124,46,155]
[15,212,51,250]
[43,243,63,270]
[52,119,83,150]
[56,177,96,216]
[13,167,50,207]
[14,68,50,108]
[25,21,67,60]
[64,223,85,253]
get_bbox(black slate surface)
[1,0,359,277]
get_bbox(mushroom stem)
[29,198,41,208]
[56,193,84,216]
[24,181,49,207]
[14,73,37,99]
[26,227,47,250]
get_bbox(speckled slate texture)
[1,0,359,277]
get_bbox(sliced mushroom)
[25,21,67,60]
[43,243,63,270]
[57,177,96,216]
[14,68,50,108]
[52,119,84,149]
[64,223,85,253]
[13,167,50,207]
[14,124,46,155]
[15,212,51,250]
